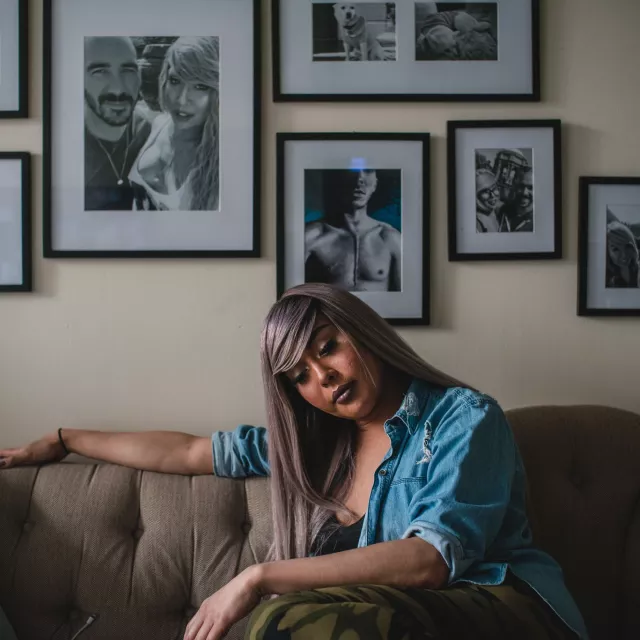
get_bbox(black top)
[312,515,365,556]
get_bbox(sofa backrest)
[1,404,638,640]
[507,405,640,640]
[0,465,272,640]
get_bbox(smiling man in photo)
[84,36,152,210]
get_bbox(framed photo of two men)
[43,0,261,258]
[277,133,430,326]
[273,0,539,102]
[448,119,562,261]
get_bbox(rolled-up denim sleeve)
[401,400,515,583]
[211,424,270,478]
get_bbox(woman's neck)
[171,124,204,148]
[356,371,411,434]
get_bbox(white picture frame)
[0,153,31,292]
[43,0,261,258]
[277,133,431,326]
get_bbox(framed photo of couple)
[277,133,430,326]
[43,0,261,258]
[273,0,539,102]
[448,119,562,261]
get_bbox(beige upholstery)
[1,405,638,640]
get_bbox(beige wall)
[1,0,639,447]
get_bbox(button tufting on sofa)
[241,521,252,535]
[22,522,33,532]
[133,528,144,540]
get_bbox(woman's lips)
[334,381,356,404]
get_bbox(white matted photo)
[0,0,28,117]
[277,134,430,325]
[273,0,539,101]
[0,153,31,292]
[448,119,562,261]
[43,0,260,258]
[578,177,640,317]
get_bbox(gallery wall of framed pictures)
[0,0,638,319]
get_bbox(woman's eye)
[169,76,181,85]
[195,83,209,92]
[319,339,336,357]
[293,371,308,386]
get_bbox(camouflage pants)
[245,571,578,640]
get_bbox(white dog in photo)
[333,3,388,61]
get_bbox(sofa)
[1,405,639,640]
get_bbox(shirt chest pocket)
[383,476,429,541]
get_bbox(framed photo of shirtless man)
[0,0,28,118]
[273,0,539,102]
[43,0,261,257]
[277,133,430,326]
[448,119,562,261]
[578,177,640,317]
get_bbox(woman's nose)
[177,86,190,106]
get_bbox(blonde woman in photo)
[129,36,220,212]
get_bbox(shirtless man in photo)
[304,169,402,292]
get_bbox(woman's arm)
[0,430,213,476]
[251,537,449,595]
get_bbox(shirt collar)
[390,378,430,435]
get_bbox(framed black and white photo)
[0,0,28,117]
[0,153,31,292]
[578,177,640,317]
[43,0,261,258]
[448,119,562,261]
[277,133,430,325]
[273,0,539,102]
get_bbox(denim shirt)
[211,379,589,639]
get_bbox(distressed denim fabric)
[211,379,589,639]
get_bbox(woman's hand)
[184,566,264,640]
[0,433,66,469]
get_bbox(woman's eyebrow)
[306,323,330,348]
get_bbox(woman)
[0,284,588,640]
[129,36,219,211]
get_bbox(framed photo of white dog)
[272,0,540,101]
[276,133,431,325]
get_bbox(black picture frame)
[0,152,32,292]
[272,0,540,103]
[0,0,29,118]
[43,0,261,258]
[448,119,562,261]
[277,132,431,326]
[578,177,640,317]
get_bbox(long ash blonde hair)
[260,283,472,562]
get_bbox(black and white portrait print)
[415,2,498,61]
[304,168,402,292]
[312,3,397,62]
[84,35,220,212]
[475,148,534,233]
[605,205,640,289]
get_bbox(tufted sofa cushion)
[0,465,272,640]
[507,405,640,640]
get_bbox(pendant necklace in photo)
[92,128,131,186]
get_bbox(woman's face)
[285,315,384,423]
[164,67,212,131]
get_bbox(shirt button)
[379,469,387,476]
